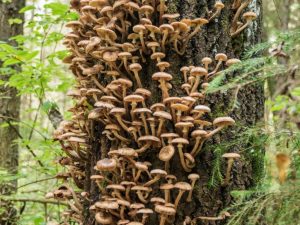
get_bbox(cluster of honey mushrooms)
[51,0,255,224]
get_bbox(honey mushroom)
[55,0,246,223]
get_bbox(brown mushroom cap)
[151,52,166,61]
[95,212,113,224]
[202,57,213,64]
[152,72,173,81]
[131,185,152,192]
[110,107,126,115]
[135,88,152,97]
[133,108,152,115]
[130,203,145,210]
[127,222,143,225]
[171,21,190,33]
[191,67,208,76]
[155,204,176,216]
[215,1,225,9]
[137,208,154,215]
[129,63,142,71]
[175,122,194,129]
[188,173,200,180]
[171,103,189,112]
[226,58,241,67]
[118,220,130,225]
[150,103,166,111]
[194,105,211,113]
[107,184,126,192]
[192,18,209,26]
[159,145,175,161]
[161,133,179,139]
[153,111,172,120]
[160,183,174,191]
[243,11,257,21]
[191,130,208,138]
[150,169,167,177]
[96,158,117,171]
[138,135,161,144]
[90,174,104,181]
[150,197,166,205]
[174,182,192,191]
[222,153,241,159]
[213,117,235,127]
[117,148,138,157]
[95,201,119,210]
[215,53,228,61]
[124,95,144,103]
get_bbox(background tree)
[0,0,25,224]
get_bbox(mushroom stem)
[159,0,165,25]
[133,70,143,88]
[112,131,131,143]
[190,138,201,156]
[115,115,130,131]
[144,176,160,187]
[231,0,251,32]
[141,114,150,135]
[136,143,151,154]
[137,191,149,203]
[174,190,185,209]
[186,181,197,202]
[157,119,165,137]
[178,144,191,172]
[208,60,223,77]
[192,140,205,157]
[91,75,107,93]
[223,158,234,186]
[230,20,251,37]
[205,126,224,138]
[161,31,168,52]
[159,215,167,225]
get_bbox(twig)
[0,114,47,140]
[3,118,44,167]
[0,197,68,206]
[18,176,56,189]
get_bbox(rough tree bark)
[0,0,25,224]
[82,0,264,224]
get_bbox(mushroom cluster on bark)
[50,0,243,224]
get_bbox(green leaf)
[8,18,23,25]
[44,2,68,16]
[3,58,20,66]
[41,101,58,113]
[19,5,35,13]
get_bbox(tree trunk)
[61,0,263,224]
[0,1,25,224]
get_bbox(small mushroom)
[159,145,175,172]
[144,169,167,186]
[206,117,235,138]
[129,63,143,88]
[231,11,257,37]
[171,138,190,172]
[155,204,176,225]
[186,174,200,202]
[136,208,153,224]
[209,1,225,21]
[153,111,172,136]
[174,182,192,209]
[222,153,241,186]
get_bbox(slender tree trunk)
[79,1,264,224]
[0,1,25,224]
